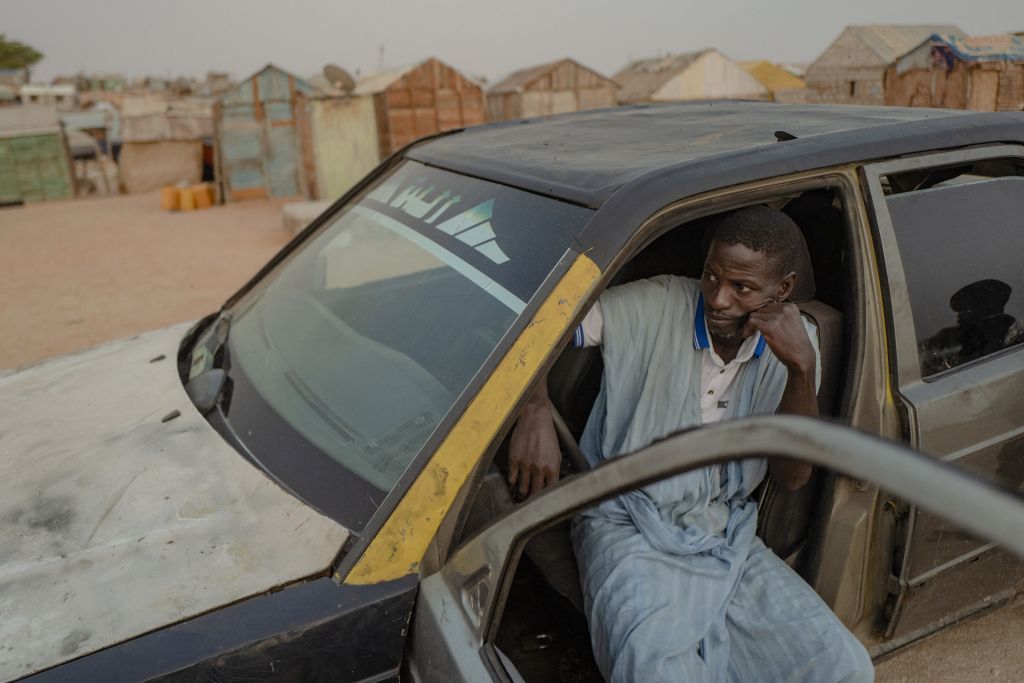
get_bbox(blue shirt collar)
[694,292,766,358]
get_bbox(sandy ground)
[1,192,1022,679]
[0,191,292,370]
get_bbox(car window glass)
[882,160,1024,377]
[225,160,591,526]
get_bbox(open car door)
[405,416,1024,683]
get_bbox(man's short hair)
[707,205,804,277]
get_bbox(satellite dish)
[323,64,355,93]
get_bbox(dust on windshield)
[226,160,591,500]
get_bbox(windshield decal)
[360,162,591,303]
[351,205,525,314]
[370,180,510,265]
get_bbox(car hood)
[0,323,350,681]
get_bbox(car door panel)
[861,146,1024,642]
[406,416,1024,682]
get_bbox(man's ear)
[776,271,797,302]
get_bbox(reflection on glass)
[919,279,1021,375]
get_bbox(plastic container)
[192,183,214,209]
[179,187,196,211]
[160,185,180,211]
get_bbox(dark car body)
[10,101,1024,682]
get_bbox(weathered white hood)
[0,323,350,680]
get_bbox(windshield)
[223,160,591,528]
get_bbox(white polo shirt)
[573,292,819,424]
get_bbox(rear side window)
[883,162,1024,377]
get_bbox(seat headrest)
[789,229,816,304]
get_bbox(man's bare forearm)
[508,374,562,497]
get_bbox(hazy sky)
[6,0,1024,84]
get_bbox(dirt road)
[0,192,292,370]
[1,192,1022,680]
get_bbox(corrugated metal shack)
[802,25,964,104]
[119,96,213,194]
[0,106,75,204]
[613,50,768,104]
[486,58,618,121]
[353,58,486,156]
[299,93,381,201]
[215,64,321,201]
[886,33,1024,111]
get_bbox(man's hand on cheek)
[743,302,815,373]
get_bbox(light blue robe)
[571,275,873,682]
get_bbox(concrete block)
[282,200,332,235]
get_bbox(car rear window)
[883,161,1024,378]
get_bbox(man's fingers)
[508,458,519,487]
[530,469,546,496]
[517,468,532,498]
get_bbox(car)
[3,101,1024,682]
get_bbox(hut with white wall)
[613,50,767,104]
[294,58,485,202]
[299,93,381,201]
[487,58,618,121]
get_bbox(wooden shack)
[0,106,75,204]
[885,33,1024,111]
[353,58,485,155]
[486,58,618,121]
[215,64,321,201]
[614,50,767,104]
[803,25,963,104]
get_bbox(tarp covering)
[924,33,1024,64]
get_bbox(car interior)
[448,185,854,682]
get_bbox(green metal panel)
[0,133,73,203]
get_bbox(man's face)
[700,241,793,342]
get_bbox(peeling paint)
[344,255,600,585]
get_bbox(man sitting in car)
[508,206,874,682]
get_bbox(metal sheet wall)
[216,66,318,201]
[377,59,485,154]
[0,132,74,203]
[307,96,380,201]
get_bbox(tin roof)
[612,50,710,103]
[0,105,62,137]
[489,58,617,94]
[738,61,806,92]
[353,58,483,96]
[844,25,965,64]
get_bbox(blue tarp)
[926,33,1024,64]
